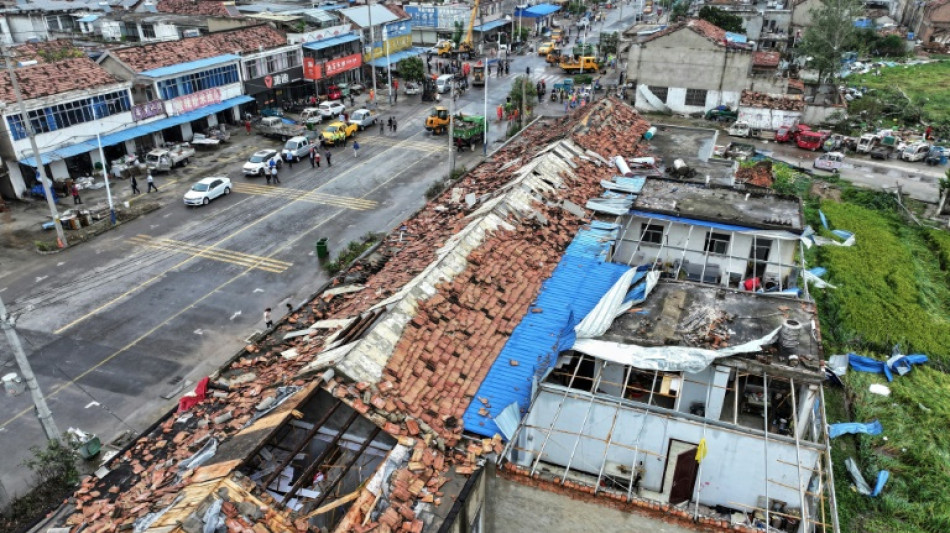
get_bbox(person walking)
[146,173,159,193]
[271,165,280,184]
[264,308,274,329]
[265,169,272,185]
[71,184,82,204]
[387,116,393,133]
[130,175,141,195]
[325,149,332,167]
[245,119,252,136]
[285,150,294,168]
[392,117,397,133]
[379,120,385,135]
[353,140,360,158]
[309,146,316,168]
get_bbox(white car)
[242,149,282,176]
[318,100,345,118]
[184,176,231,206]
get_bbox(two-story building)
[97,11,209,42]
[0,57,138,198]
[240,42,307,110]
[98,25,287,143]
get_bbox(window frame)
[684,88,708,107]
[640,223,665,245]
[704,231,731,255]
[649,85,668,103]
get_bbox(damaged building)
[43,98,837,533]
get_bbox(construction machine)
[425,106,452,135]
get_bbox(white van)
[436,74,454,94]
[281,136,314,161]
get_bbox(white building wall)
[152,22,180,41]
[737,107,802,131]
[616,218,799,285]
[519,386,822,511]
[100,20,122,41]
[7,14,49,43]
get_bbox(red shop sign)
[303,57,323,80]
[325,53,362,77]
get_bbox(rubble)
[740,90,805,111]
[735,160,775,189]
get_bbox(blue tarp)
[462,224,630,438]
[474,19,510,32]
[302,33,360,51]
[829,420,883,439]
[724,31,747,43]
[819,209,829,229]
[139,54,240,78]
[77,14,99,22]
[368,47,428,68]
[872,471,890,497]
[848,352,929,381]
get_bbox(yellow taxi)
[321,121,358,145]
[538,41,555,56]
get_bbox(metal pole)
[95,133,116,225]
[367,1,377,106]
[384,26,394,106]
[3,52,66,248]
[483,58,488,155]
[0,296,60,442]
[521,71,526,130]
[447,82,455,174]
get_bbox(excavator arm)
[463,0,479,49]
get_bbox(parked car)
[318,100,346,118]
[242,149,282,176]
[300,108,324,126]
[901,142,931,162]
[404,81,422,95]
[925,146,947,166]
[281,136,316,162]
[184,176,231,206]
[538,41,555,56]
[436,74,454,94]
[337,83,363,96]
[813,152,844,173]
[869,145,894,160]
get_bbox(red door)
[668,447,699,505]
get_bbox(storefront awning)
[515,3,560,18]
[473,19,510,32]
[303,33,360,51]
[368,46,427,68]
[19,95,254,167]
[139,54,241,79]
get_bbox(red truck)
[776,123,809,143]
[797,130,829,151]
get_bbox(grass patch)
[322,232,382,274]
[811,197,950,532]
[849,61,950,122]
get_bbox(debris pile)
[677,306,735,348]
[735,160,774,188]
[740,91,805,111]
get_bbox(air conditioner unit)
[182,28,200,38]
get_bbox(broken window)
[649,85,668,103]
[684,88,708,107]
[704,232,730,255]
[640,223,664,245]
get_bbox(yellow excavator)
[438,0,479,59]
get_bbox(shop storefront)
[241,45,310,113]
[303,34,365,96]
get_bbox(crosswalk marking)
[361,136,448,153]
[232,183,378,210]
[128,235,293,273]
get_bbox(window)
[640,223,664,244]
[285,50,300,68]
[649,85,668,103]
[156,64,240,100]
[685,88,708,107]
[6,90,132,140]
[704,232,731,255]
[141,23,156,39]
[245,60,259,80]
[266,54,279,74]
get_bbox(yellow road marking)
[6,158,425,430]
[232,184,378,210]
[128,235,293,273]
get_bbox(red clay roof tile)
[0,57,122,102]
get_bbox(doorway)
[661,439,698,505]
[747,238,772,279]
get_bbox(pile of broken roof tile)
[0,57,121,102]
[156,0,231,16]
[740,90,805,111]
[57,98,653,533]
[735,160,774,189]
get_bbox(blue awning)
[303,33,360,51]
[139,54,240,78]
[516,3,560,18]
[473,19,510,32]
[368,46,427,68]
[20,95,254,166]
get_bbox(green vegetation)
[807,190,950,532]
[323,233,383,274]
[698,6,744,33]
[797,0,863,83]
[846,61,950,137]
[507,76,538,127]
[400,56,425,82]
[1,439,79,532]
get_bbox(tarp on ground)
[829,420,883,439]
[848,352,928,382]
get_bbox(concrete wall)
[627,28,753,113]
[614,218,799,284]
[791,0,823,27]
[802,103,846,125]
[439,467,488,533]
[516,385,822,512]
[737,106,802,130]
[6,13,49,43]
[487,473,696,533]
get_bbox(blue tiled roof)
[462,223,632,438]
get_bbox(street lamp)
[93,101,116,225]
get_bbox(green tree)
[599,31,619,57]
[670,0,690,21]
[507,75,538,125]
[400,56,425,82]
[698,6,745,33]
[797,0,863,84]
[452,20,464,47]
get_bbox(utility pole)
[0,296,60,443]
[521,68,527,131]
[366,0,378,107]
[482,59,488,156]
[3,51,66,248]
[384,25,394,106]
[447,82,455,175]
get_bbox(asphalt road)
[0,3,641,499]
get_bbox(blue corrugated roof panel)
[474,19,509,32]
[303,33,360,51]
[368,47,428,67]
[462,226,630,439]
[139,54,240,78]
